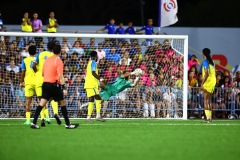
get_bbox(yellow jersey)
[84,60,98,89]
[202,59,216,93]
[21,18,32,32]
[21,56,36,85]
[34,51,54,85]
[46,18,57,33]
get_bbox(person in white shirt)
[6,60,19,73]
[95,43,106,63]
[119,51,131,65]
[163,88,178,118]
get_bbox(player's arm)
[54,19,59,28]
[20,60,26,88]
[32,52,40,72]
[131,76,140,87]
[96,24,107,33]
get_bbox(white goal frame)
[0,32,188,120]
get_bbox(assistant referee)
[30,44,79,129]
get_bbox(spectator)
[136,19,155,46]
[15,36,24,50]
[69,41,84,55]
[125,21,136,35]
[96,18,116,34]
[6,60,20,73]
[96,19,116,45]
[143,87,155,118]
[119,51,131,65]
[188,54,200,71]
[15,86,26,108]
[31,12,43,47]
[62,37,72,49]
[46,11,59,43]
[21,12,33,45]
[106,47,121,64]
[95,43,106,63]
[154,87,164,118]
[0,11,5,38]
[115,22,125,43]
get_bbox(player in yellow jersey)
[201,48,216,123]
[32,41,61,126]
[84,51,105,122]
[20,45,37,125]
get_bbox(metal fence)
[0,85,239,119]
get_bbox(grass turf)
[0,119,240,160]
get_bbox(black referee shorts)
[42,82,64,102]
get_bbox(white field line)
[0,123,240,126]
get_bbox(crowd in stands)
[188,55,240,119]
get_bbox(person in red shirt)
[30,45,79,129]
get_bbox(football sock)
[87,102,94,118]
[51,101,58,115]
[44,108,49,118]
[209,110,212,120]
[40,107,45,120]
[26,112,30,121]
[96,100,102,118]
[205,110,210,120]
[61,106,70,125]
[33,105,43,124]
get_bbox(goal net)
[0,32,188,119]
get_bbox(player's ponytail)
[203,48,214,66]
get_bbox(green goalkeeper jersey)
[100,76,133,101]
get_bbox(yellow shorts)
[85,88,99,98]
[203,83,215,93]
[35,84,42,97]
[25,84,36,97]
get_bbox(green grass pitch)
[0,119,240,160]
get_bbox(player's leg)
[203,89,211,123]
[31,83,50,129]
[24,97,32,125]
[53,84,78,129]
[95,93,106,122]
[143,102,149,118]
[50,100,61,125]
[85,88,95,121]
[150,103,155,118]
[23,84,34,125]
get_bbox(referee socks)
[61,106,70,126]
[33,105,43,124]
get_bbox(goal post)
[0,32,188,119]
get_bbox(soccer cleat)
[41,119,46,127]
[54,114,62,125]
[85,118,94,122]
[45,117,51,124]
[30,123,40,129]
[96,117,106,122]
[23,120,31,125]
[65,124,79,129]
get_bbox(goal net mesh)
[0,32,187,119]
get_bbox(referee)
[31,44,79,129]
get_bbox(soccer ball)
[134,68,143,76]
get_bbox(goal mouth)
[0,32,188,119]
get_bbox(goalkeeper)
[81,69,142,109]
[100,69,141,101]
